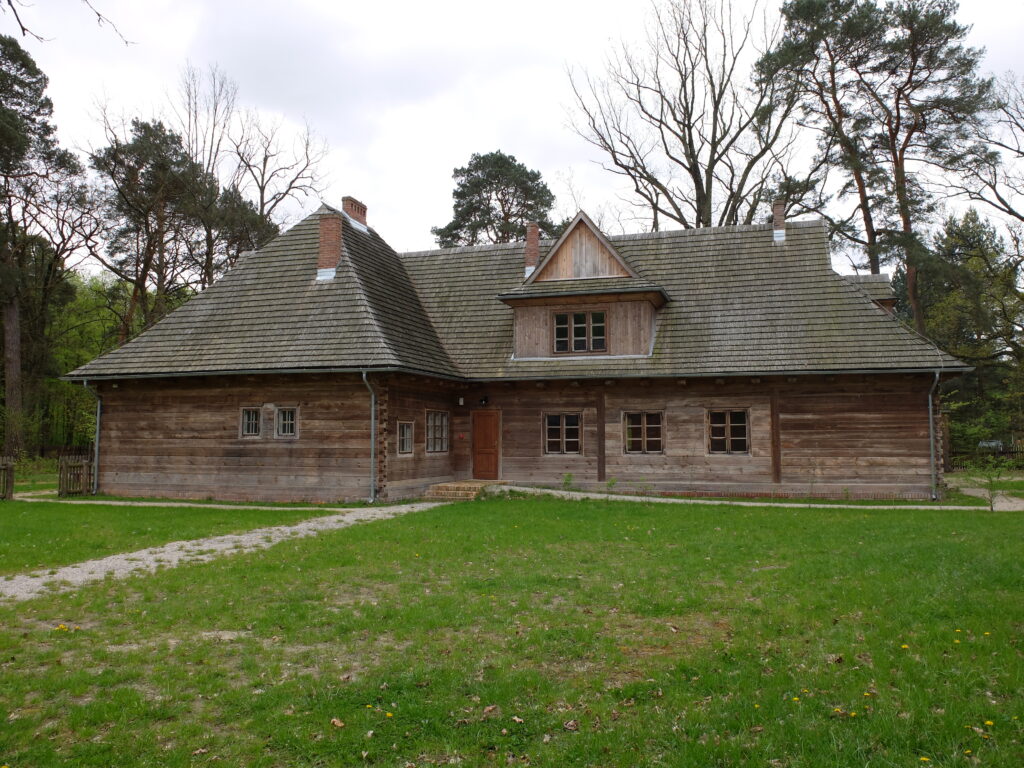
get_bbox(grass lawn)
[0,501,354,576]
[1,495,1021,766]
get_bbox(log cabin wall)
[381,375,470,499]
[96,373,374,502]
[94,371,938,503]
[460,373,936,499]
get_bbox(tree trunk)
[2,293,23,456]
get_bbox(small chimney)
[317,212,342,281]
[524,221,539,278]
[772,199,786,244]
[342,196,367,226]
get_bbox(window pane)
[731,423,747,439]
[730,410,747,425]
[626,413,642,427]
[591,336,606,351]
[242,409,261,436]
[645,412,661,427]
[277,408,296,437]
[546,438,561,453]
[564,439,580,453]
[710,437,727,452]
[591,312,605,325]
[646,437,662,453]
[710,424,726,439]
[709,411,726,425]
[546,414,560,429]
[564,414,579,428]
[730,437,748,453]
[555,338,569,352]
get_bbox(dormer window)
[554,311,606,354]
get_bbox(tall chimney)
[317,212,342,281]
[524,221,539,278]
[772,199,786,244]
[342,196,367,226]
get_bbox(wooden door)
[472,410,500,480]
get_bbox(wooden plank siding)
[535,222,630,281]
[513,301,655,358]
[97,374,375,503]
[94,372,939,503]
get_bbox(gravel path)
[0,502,440,604]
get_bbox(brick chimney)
[772,199,786,244]
[342,196,367,226]
[524,221,539,278]
[317,211,342,281]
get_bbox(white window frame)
[240,407,262,438]
[425,410,450,453]
[275,406,299,439]
[398,420,414,455]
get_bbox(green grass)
[1,495,1021,766]
[0,501,352,575]
[12,470,59,493]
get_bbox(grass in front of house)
[12,471,58,493]
[1,495,1021,767]
[0,501,356,576]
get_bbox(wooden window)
[707,410,749,454]
[275,407,298,439]
[398,421,414,454]
[545,413,582,454]
[624,411,663,454]
[240,407,261,438]
[426,410,449,453]
[553,311,607,354]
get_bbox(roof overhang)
[497,287,669,308]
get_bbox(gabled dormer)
[499,212,668,360]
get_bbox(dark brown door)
[472,410,500,480]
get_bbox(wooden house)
[66,198,966,501]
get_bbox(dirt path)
[0,502,440,604]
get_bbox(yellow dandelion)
[965,750,972,755]
[919,758,930,763]
[955,629,962,632]
[863,692,871,697]
[366,704,373,709]
[801,688,809,693]
[984,720,994,725]
[954,639,960,644]
[849,712,857,717]
[792,697,800,702]
[386,712,393,718]
[833,707,842,712]
[754,704,760,709]
[901,644,909,649]
[984,632,990,636]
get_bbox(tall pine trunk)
[2,291,23,456]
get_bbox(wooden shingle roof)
[402,220,965,379]
[67,209,965,382]
[67,207,457,380]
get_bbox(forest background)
[2,0,1023,461]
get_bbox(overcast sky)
[8,0,1024,253]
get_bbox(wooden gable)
[531,212,635,282]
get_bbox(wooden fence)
[949,448,1024,472]
[58,455,93,497]
[0,456,12,500]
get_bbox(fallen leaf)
[668,624,680,633]
[366,730,374,739]
[330,718,345,728]
[192,748,209,755]
[564,719,579,731]
[512,716,524,723]
[542,733,552,743]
